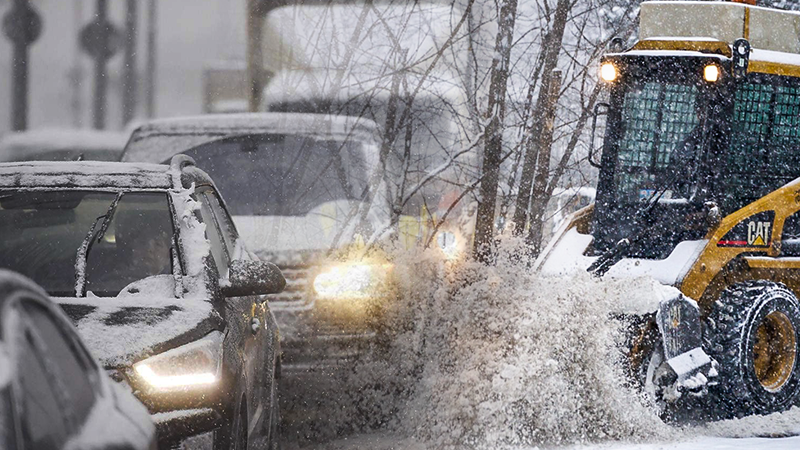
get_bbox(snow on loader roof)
[638,1,800,71]
[641,1,800,54]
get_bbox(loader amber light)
[600,63,617,82]
[135,364,217,389]
[704,64,720,82]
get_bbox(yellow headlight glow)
[704,64,720,82]
[135,364,217,389]
[313,264,391,299]
[600,63,617,82]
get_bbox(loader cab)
[591,50,731,258]
[592,38,800,259]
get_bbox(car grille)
[273,263,312,304]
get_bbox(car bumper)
[274,302,382,370]
[152,407,221,447]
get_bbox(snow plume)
[282,236,669,447]
[394,236,667,448]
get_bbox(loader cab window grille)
[613,82,700,203]
[723,83,800,212]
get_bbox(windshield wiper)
[74,192,123,297]
[587,188,667,277]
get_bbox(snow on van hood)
[233,200,386,253]
[235,214,352,252]
[56,276,220,368]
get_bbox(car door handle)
[251,318,260,334]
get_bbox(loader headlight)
[704,64,720,82]
[133,331,223,391]
[313,264,392,299]
[600,62,618,82]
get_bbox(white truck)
[260,2,480,248]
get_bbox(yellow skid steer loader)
[537,0,800,417]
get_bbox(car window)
[198,193,230,276]
[204,190,238,259]
[176,134,371,216]
[21,302,97,424]
[14,318,70,447]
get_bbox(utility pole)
[246,0,273,112]
[144,0,157,118]
[122,0,138,125]
[70,0,85,128]
[2,0,42,131]
[80,0,121,129]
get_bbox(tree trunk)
[472,0,519,262]
[525,70,562,253]
[511,0,571,236]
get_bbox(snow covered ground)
[277,406,800,449]
[184,238,800,450]
[283,433,800,450]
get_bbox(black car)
[0,269,157,450]
[0,157,285,449]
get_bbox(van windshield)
[175,134,371,216]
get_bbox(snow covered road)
[281,432,800,450]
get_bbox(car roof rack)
[169,154,196,172]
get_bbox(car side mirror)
[221,260,285,297]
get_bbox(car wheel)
[268,390,281,450]
[213,397,247,450]
[233,404,248,450]
[705,281,800,417]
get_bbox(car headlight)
[133,331,223,391]
[313,264,392,299]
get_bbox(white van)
[122,113,393,369]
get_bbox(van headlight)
[133,331,223,391]
[313,264,392,299]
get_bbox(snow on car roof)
[122,112,381,164]
[0,128,127,162]
[0,161,173,189]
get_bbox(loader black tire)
[704,280,800,417]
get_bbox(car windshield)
[0,190,174,297]
[173,134,371,216]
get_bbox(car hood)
[55,276,222,369]
[234,214,357,253]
